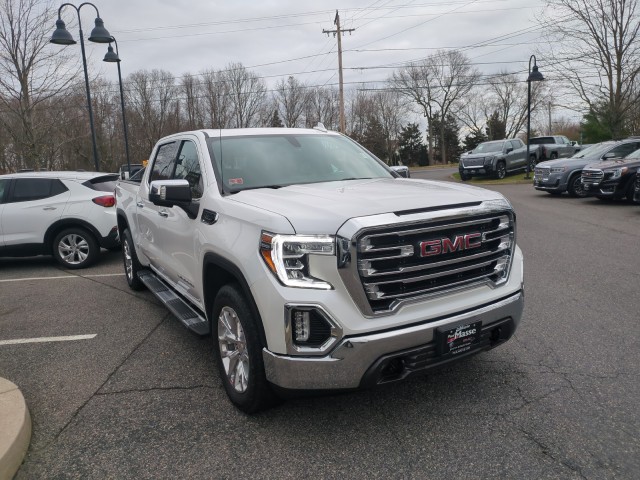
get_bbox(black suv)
[581,147,640,203]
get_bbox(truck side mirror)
[149,179,192,207]
[505,147,513,154]
[602,152,617,160]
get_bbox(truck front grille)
[462,157,485,167]
[581,169,604,184]
[353,212,515,313]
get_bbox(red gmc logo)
[420,233,482,257]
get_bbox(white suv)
[0,171,119,268]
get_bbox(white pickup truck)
[115,127,524,412]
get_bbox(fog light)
[293,311,310,342]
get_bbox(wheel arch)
[202,252,268,346]
[44,219,100,254]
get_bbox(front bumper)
[533,176,565,192]
[459,164,494,177]
[263,290,524,390]
[582,180,620,197]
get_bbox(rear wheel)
[528,155,537,172]
[212,284,280,413]
[122,228,144,290]
[52,227,99,269]
[567,174,587,198]
[550,152,558,160]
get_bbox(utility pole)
[548,102,552,135]
[323,10,354,133]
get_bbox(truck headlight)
[550,166,566,173]
[484,156,496,165]
[260,232,334,289]
[611,167,628,179]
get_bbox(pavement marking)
[0,273,124,283]
[0,334,97,346]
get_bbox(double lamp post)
[50,2,130,173]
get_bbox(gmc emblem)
[420,233,482,257]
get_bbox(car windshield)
[625,147,640,159]
[571,142,613,159]
[207,134,393,192]
[472,141,504,153]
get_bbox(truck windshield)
[472,141,504,153]
[207,134,393,192]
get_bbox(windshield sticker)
[228,178,244,185]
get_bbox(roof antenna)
[314,122,327,133]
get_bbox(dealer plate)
[437,321,481,356]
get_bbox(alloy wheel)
[58,234,89,265]
[217,306,250,393]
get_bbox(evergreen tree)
[432,114,462,164]
[361,115,387,160]
[398,123,427,166]
[485,110,506,140]
[269,109,284,127]
[463,130,488,153]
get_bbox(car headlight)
[550,166,566,173]
[483,156,496,165]
[611,167,628,179]
[260,232,334,289]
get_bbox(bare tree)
[0,0,78,169]
[305,87,339,130]
[392,50,478,164]
[373,91,407,162]
[541,0,640,137]
[181,73,204,130]
[223,62,267,128]
[201,68,232,129]
[275,76,307,127]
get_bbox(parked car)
[0,171,119,268]
[581,148,640,203]
[533,139,640,197]
[528,135,579,161]
[116,127,524,412]
[459,138,535,180]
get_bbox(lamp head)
[103,44,120,63]
[528,64,545,82]
[50,18,76,45]
[88,17,112,43]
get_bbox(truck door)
[152,139,205,301]
[137,141,180,272]
[509,140,526,170]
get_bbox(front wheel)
[495,161,506,179]
[52,227,99,269]
[122,228,144,290]
[460,172,471,181]
[567,174,587,198]
[212,284,280,413]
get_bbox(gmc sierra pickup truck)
[115,127,524,413]
[528,135,578,161]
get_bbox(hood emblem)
[420,233,482,257]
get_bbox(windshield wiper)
[230,185,285,193]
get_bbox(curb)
[0,378,31,480]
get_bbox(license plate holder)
[437,321,481,356]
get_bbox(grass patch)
[451,172,534,185]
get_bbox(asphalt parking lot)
[1,171,639,479]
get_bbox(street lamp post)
[525,55,545,179]
[103,38,131,176]
[50,3,113,172]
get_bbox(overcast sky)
[51,0,576,121]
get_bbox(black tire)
[625,180,638,204]
[567,174,587,198]
[212,284,280,413]
[460,173,471,181]
[495,161,506,179]
[550,152,558,160]
[122,228,144,290]
[52,227,99,269]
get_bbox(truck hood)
[536,157,593,169]
[229,178,505,234]
[585,158,640,170]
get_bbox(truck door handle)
[136,201,144,208]
[43,207,56,211]
[158,209,169,218]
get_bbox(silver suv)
[459,139,534,180]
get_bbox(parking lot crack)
[95,384,216,396]
[50,313,170,444]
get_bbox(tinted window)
[608,142,640,159]
[0,179,8,203]
[150,142,179,182]
[11,178,68,202]
[82,174,119,192]
[174,141,204,198]
[529,137,554,145]
[472,141,504,153]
